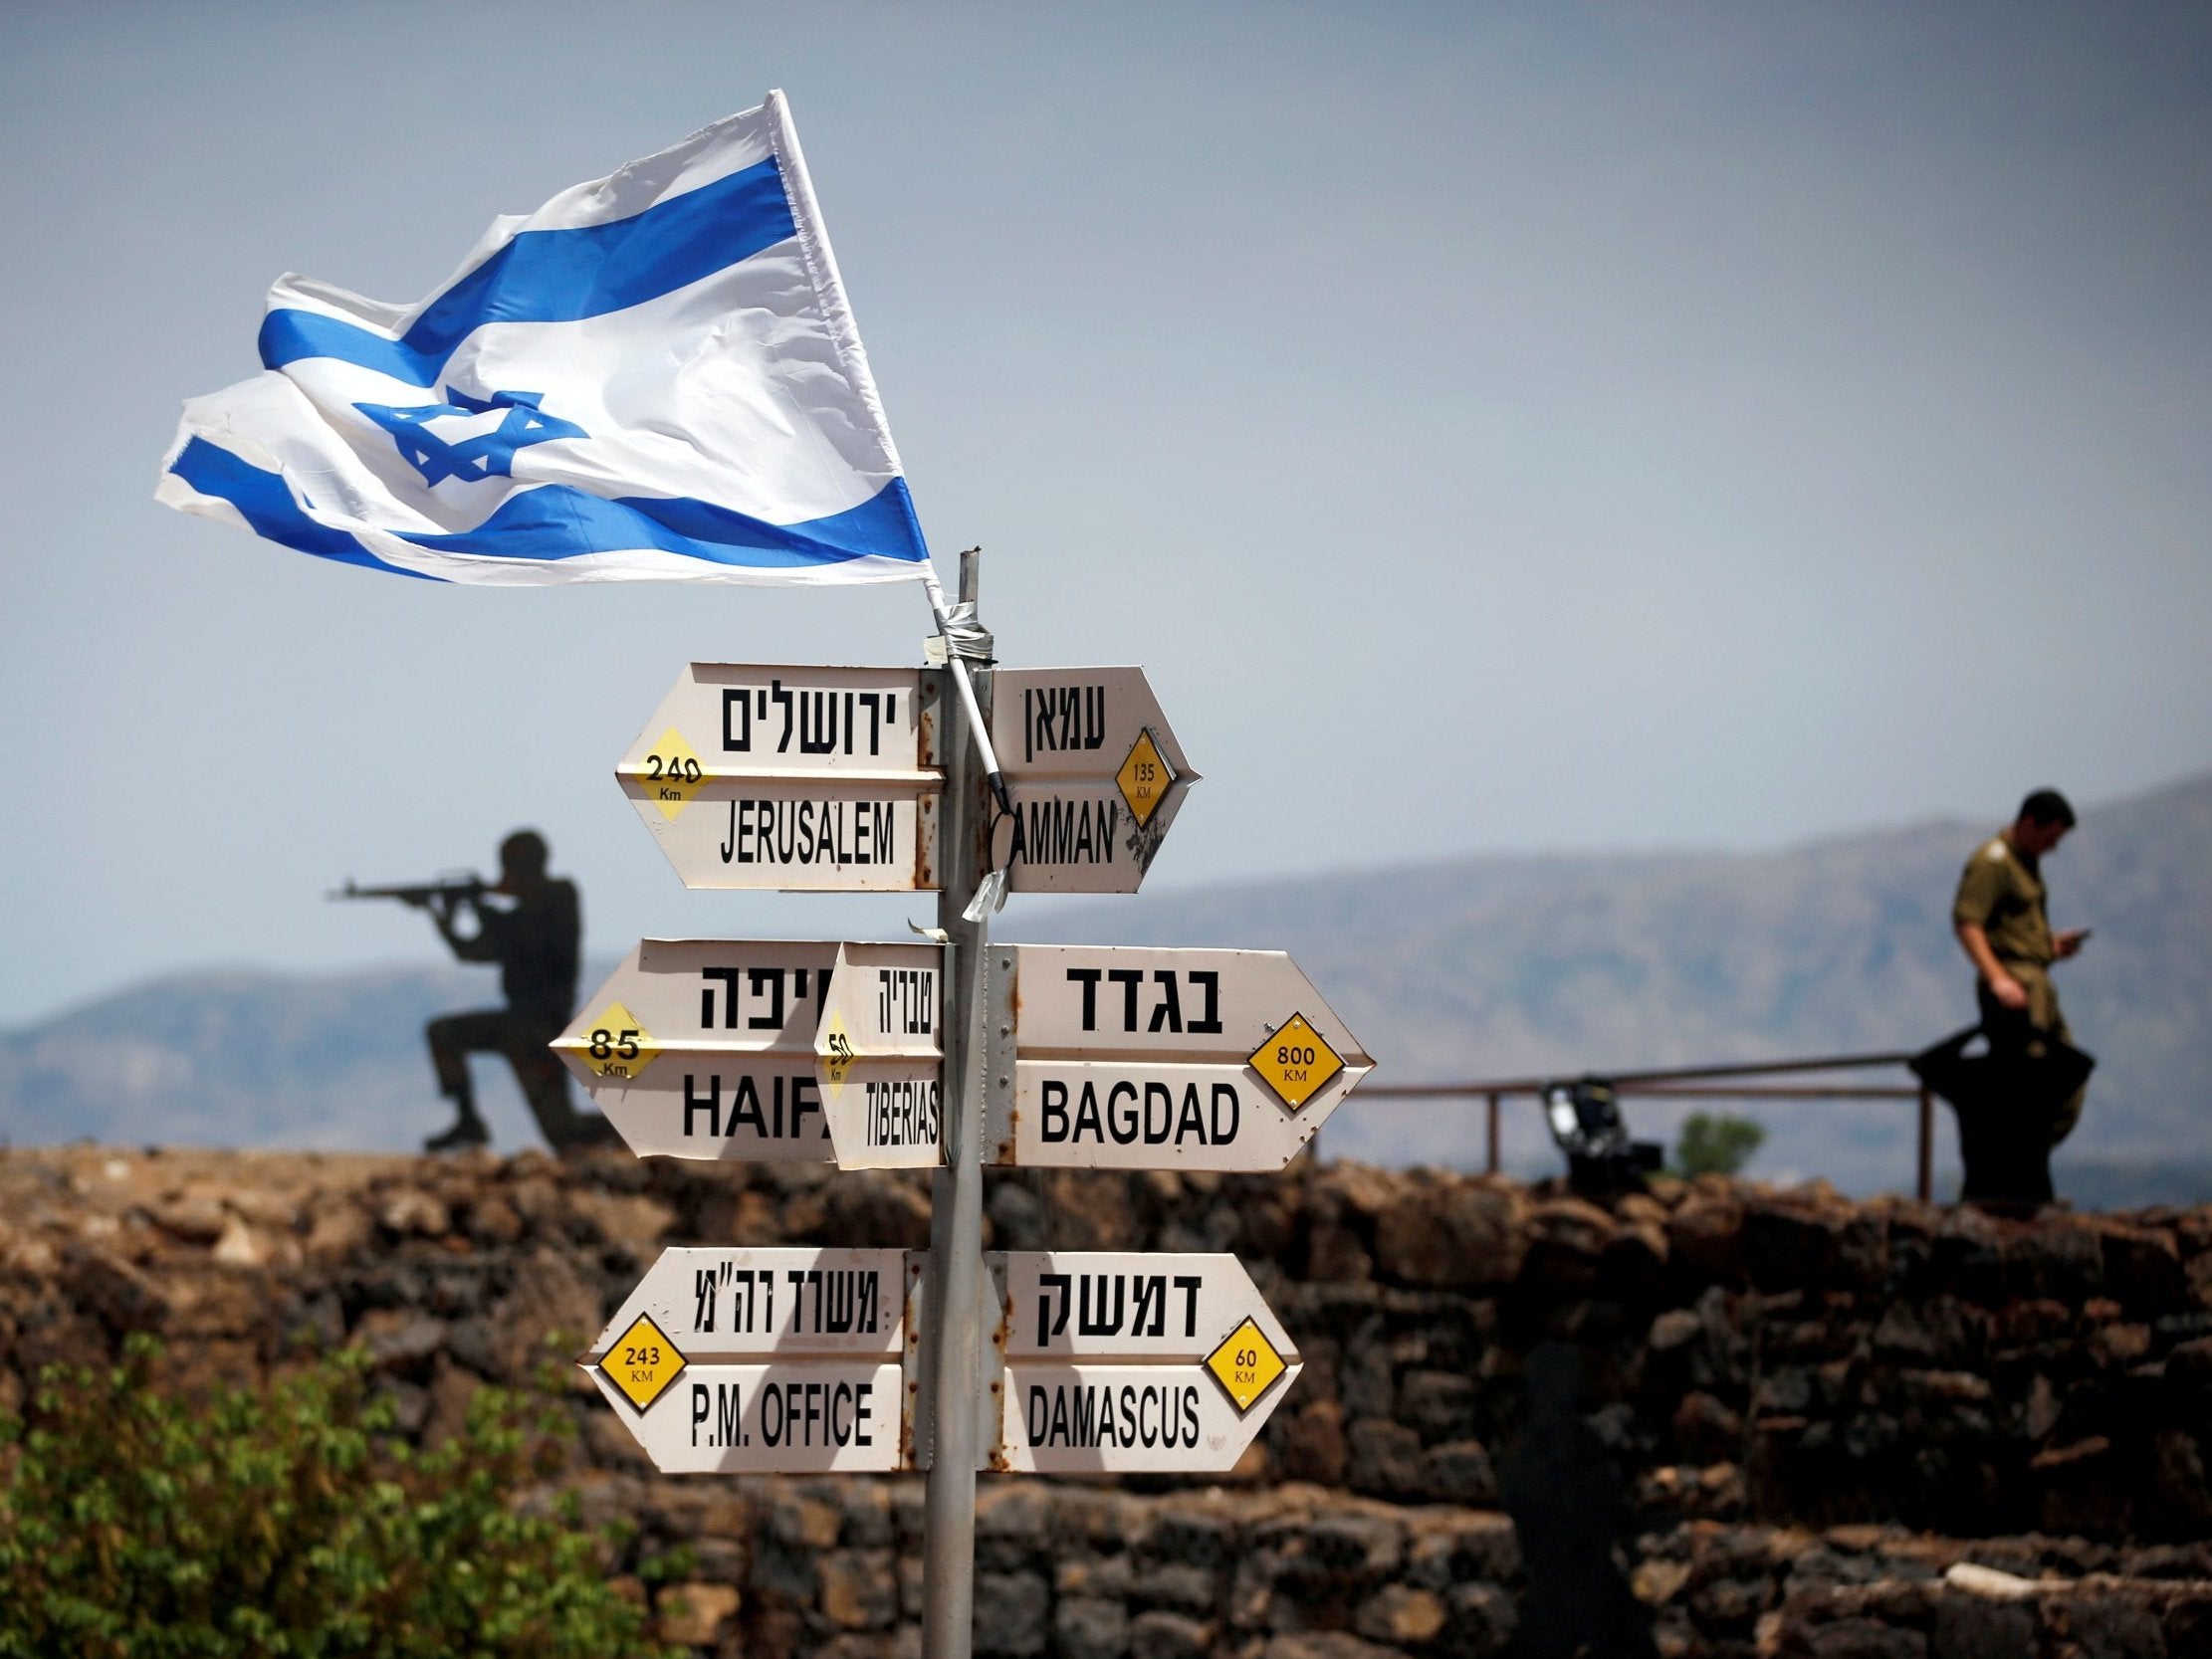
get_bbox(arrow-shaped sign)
[989,667,1198,895]
[580,1246,917,1474]
[553,939,839,1162]
[985,944,1371,1172]
[616,664,943,892]
[812,940,947,1170]
[987,1251,1301,1474]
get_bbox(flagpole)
[920,547,991,1659]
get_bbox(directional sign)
[984,945,1372,1172]
[552,940,839,1162]
[988,668,1198,894]
[987,1251,1301,1474]
[581,1246,916,1474]
[813,941,947,1170]
[617,665,942,892]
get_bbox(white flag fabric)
[157,93,930,585]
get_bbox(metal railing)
[1359,1050,1937,1201]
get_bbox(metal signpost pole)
[922,550,990,1659]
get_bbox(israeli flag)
[157,93,930,585]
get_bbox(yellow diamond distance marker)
[563,1001,661,1080]
[1205,1317,1288,1415]
[819,1009,856,1094]
[1246,1012,1345,1112]
[1115,727,1175,828]
[642,726,709,821]
[600,1313,688,1413]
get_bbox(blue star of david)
[354,387,585,488]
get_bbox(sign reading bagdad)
[987,944,1371,1171]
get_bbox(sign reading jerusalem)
[552,939,839,1162]
[989,668,1197,894]
[985,945,1371,1171]
[617,664,942,892]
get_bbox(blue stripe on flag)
[258,156,796,387]
[401,479,927,569]
[168,439,435,578]
[167,440,928,576]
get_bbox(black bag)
[1911,1025,2095,1207]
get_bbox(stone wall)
[3,1146,2210,1657]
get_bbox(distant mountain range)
[8,772,2208,1204]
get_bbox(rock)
[1276,1398,1349,1486]
[1604,1218,1671,1300]
[486,1244,603,1374]
[656,1581,742,1646]
[819,1548,898,1629]
[975,1570,1050,1656]
[1055,1595,1129,1659]
[1141,1562,1218,1614]
[304,1201,374,1263]
[1673,1391,1744,1463]
[1520,1196,1617,1295]
[1397,1367,1478,1441]
[1338,1317,1395,1417]
[355,1309,446,1372]
[2088,1320,2153,1368]
[1786,1614,1928,1657]
[462,1193,525,1245]
[377,1187,451,1238]
[2004,1217,2103,1304]
[149,1195,228,1244]
[1635,1557,1693,1606]
[1375,1177,1527,1288]
[1444,1581,1517,1655]
[1346,1418,1426,1500]
[210,1215,267,1267]
[1261,1633,1398,1659]
[1423,1439,1498,1506]
[2098,1222,2186,1312]
[567,1189,676,1252]
[63,1245,171,1336]
[1744,1195,1849,1292]
[1668,1191,1745,1285]
[1649,1308,1703,1352]
[1129,1611,1213,1659]
[1356,1583,1446,1645]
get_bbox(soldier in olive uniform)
[419,830,611,1154]
[1952,789,2091,1143]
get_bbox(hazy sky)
[3,2,2207,1023]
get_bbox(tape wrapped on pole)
[920,565,1009,815]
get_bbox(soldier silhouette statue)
[412,830,613,1154]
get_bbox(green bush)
[1673,1111,1767,1177]
[0,1336,680,1659]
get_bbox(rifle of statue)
[330,874,488,909]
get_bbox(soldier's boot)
[425,1089,490,1151]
